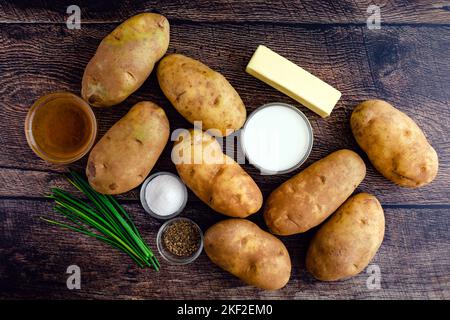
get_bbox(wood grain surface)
[1,199,449,299]
[0,0,449,300]
[1,0,450,24]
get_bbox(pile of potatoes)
[81,13,248,195]
[78,13,438,291]
[83,13,171,194]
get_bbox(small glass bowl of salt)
[140,172,188,220]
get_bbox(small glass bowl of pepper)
[156,217,203,265]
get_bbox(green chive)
[41,171,160,271]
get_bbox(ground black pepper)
[162,220,200,257]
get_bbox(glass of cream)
[241,102,313,175]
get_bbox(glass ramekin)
[156,217,204,265]
[140,172,188,220]
[24,92,97,164]
[240,102,314,175]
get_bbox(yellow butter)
[246,45,341,118]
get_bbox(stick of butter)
[246,45,342,117]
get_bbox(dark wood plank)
[1,199,449,299]
[1,0,450,24]
[0,23,449,204]
[2,164,450,206]
[1,0,449,302]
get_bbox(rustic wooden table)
[0,1,449,300]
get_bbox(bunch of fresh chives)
[41,171,160,270]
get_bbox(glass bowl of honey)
[25,92,97,164]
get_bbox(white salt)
[145,174,185,216]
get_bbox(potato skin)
[82,13,170,107]
[172,129,262,217]
[264,149,366,235]
[351,100,438,187]
[86,101,169,194]
[306,193,385,281]
[204,219,291,290]
[157,54,246,136]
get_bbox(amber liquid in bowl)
[25,92,97,164]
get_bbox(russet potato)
[86,101,169,194]
[351,99,438,187]
[172,129,262,217]
[204,219,291,290]
[306,193,385,281]
[158,54,246,136]
[264,149,366,235]
[82,13,170,107]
